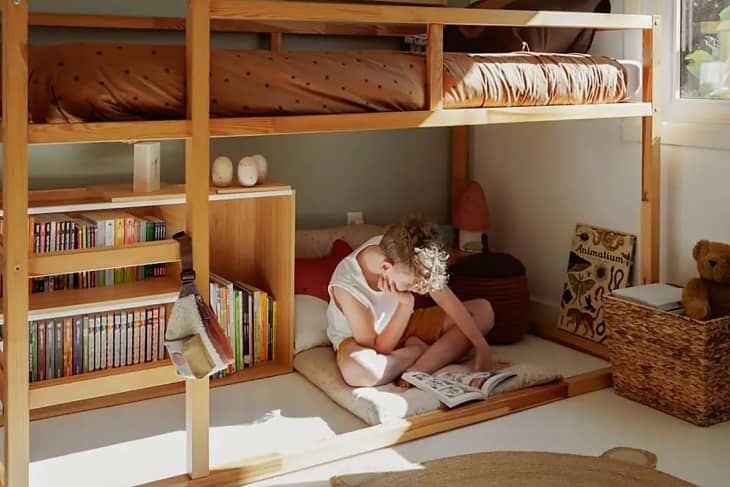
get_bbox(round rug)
[331,450,695,487]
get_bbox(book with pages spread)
[401,369,517,408]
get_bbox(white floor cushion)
[294,345,562,426]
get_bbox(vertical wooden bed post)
[450,126,468,220]
[185,0,211,479]
[2,0,30,486]
[270,32,283,51]
[426,24,443,110]
[641,16,661,284]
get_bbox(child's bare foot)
[404,336,428,354]
[396,376,413,389]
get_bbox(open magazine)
[401,369,517,409]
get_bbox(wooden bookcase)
[0,183,295,421]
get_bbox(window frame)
[661,0,730,124]
[623,0,730,149]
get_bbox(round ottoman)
[449,237,530,345]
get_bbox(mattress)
[294,338,563,426]
[17,43,631,123]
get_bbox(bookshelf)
[0,183,295,422]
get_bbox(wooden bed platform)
[0,1,660,486]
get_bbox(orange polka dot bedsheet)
[16,43,628,123]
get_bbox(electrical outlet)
[347,211,364,225]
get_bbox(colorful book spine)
[96,314,103,371]
[46,322,54,380]
[73,316,83,375]
[83,316,90,373]
[127,312,135,366]
[54,320,63,379]
[114,317,127,367]
[64,317,72,377]
[88,316,95,371]
[29,322,37,382]
[38,322,46,381]
[144,308,152,362]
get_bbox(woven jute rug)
[330,448,695,487]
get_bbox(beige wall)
[11,0,451,228]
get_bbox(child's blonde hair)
[379,215,449,294]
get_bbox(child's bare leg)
[338,338,428,387]
[409,299,494,374]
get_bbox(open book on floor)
[401,369,517,409]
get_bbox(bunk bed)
[0,1,660,486]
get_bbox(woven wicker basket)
[604,295,730,426]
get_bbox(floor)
[1,336,727,486]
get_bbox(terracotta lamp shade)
[453,181,490,231]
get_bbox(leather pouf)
[449,236,530,345]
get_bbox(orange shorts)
[336,305,445,366]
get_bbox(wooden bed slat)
[210,0,653,30]
[23,104,651,144]
[565,367,613,397]
[8,12,422,37]
[210,104,653,138]
[28,120,190,144]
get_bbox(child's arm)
[332,280,414,355]
[332,287,377,348]
[429,286,491,357]
[370,276,414,354]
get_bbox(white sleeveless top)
[326,235,399,351]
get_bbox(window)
[629,0,730,149]
[679,1,730,101]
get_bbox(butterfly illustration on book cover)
[558,224,636,343]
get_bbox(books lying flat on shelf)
[612,283,684,314]
[401,369,517,409]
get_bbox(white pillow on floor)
[294,294,330,354]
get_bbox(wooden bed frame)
[0,1,660,486]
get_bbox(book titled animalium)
[557,224,635,343]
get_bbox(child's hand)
[473,347,509,372]
[378,275,414,306]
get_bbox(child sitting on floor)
[326,214,500,388]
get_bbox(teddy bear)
[682,240,730,320]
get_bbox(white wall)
[470,3,730,323]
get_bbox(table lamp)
[453,181,489,253]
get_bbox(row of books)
[1,212,168,295]
[209,273,276,378]
[27,211,167,254]
[28,305,167,383]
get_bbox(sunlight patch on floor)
[30,430,186,487]
[210,409,342,467]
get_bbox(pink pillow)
[295,239,352,302]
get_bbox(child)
[326,215,498,388]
